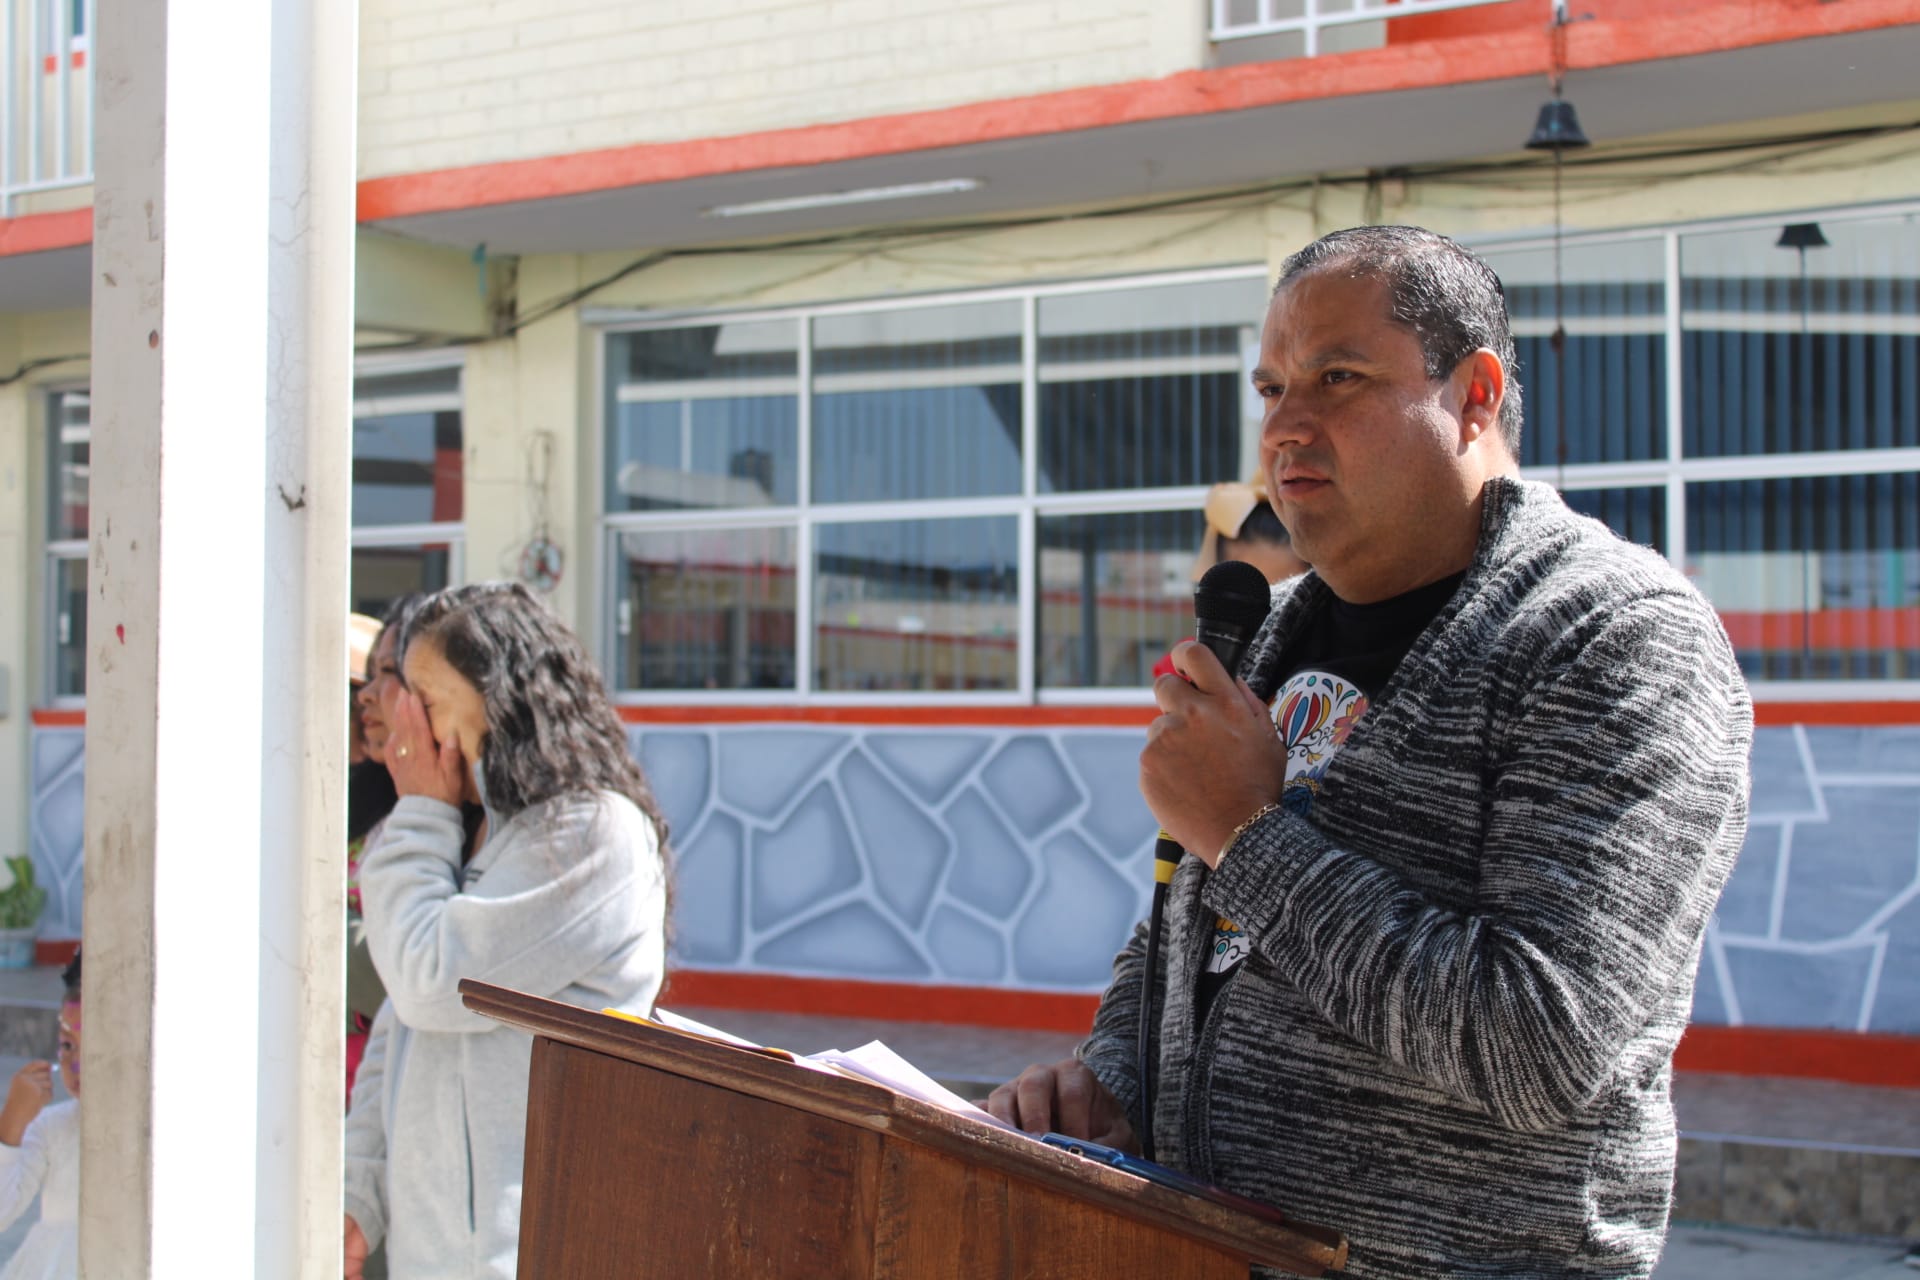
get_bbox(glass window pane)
[1483,239,1667,465]
[350,544,454,619]
[47,389,88,542]
[1686,473,1920,681]
[612,527,797,692]
[1561,485,1666,554]
[351,410,463,526]
[1038,510,1205,689]
[1681,212,1920,457]
[50,556,86,698]
[811,302,1023,504]
[1038,276,1266,493]
[815,517,1017,692]
[607,322,799,512]
[353,367,463,527]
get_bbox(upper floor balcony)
[2,0,90,218]
[4,0,1920,310]
[1211,0,1519,58]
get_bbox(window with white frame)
[601,203,1920,702]
[1479,202,1920,688]
[351,362,465,620]
[41,364,467,700]
[43,387,88,701]
[601,271,1271,699]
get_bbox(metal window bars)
[1210,0,1516,55]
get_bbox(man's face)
[1253,268,1500,603]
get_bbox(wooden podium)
[461,980,1347,1278]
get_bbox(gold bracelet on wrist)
[1223,801,1282,858]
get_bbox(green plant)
[0,858,47,931]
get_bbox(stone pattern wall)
[27,720,1920,1033]
[25,727,83,938]
[1696,726,1920,1035]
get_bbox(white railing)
[2,0,94,217]
[1211,0,1519,54]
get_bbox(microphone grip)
[1193,620,1256,681]
[1137,829,1183,1162]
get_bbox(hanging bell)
[1525,99,1591,151]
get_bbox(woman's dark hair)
[1238,500,1289,547]
[61,949,80,1003]
[347,761,400,844]
[398,583,671,860]
[378,592,429,656]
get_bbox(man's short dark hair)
[1277,226,1524,452]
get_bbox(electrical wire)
[0,354,88,387]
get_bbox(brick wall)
[358,0,1201,179]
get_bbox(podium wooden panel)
[461,980,1347,1279]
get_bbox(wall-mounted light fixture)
[703,178,983,219]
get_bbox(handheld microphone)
[1137,560,1273,1160]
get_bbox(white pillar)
[82,0,355,1274]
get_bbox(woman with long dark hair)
[342,583,670,1280]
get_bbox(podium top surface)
[461,980,1346,1275]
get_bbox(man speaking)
[989,226,1751,1279]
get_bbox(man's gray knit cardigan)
[1081,477,1752,1279]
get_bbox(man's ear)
[1457,348,1505,445]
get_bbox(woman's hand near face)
[386,690,466,807]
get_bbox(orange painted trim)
[355,0,1920,223]
[618,704,1155,727]
[660,969,1100,1034]
[39,49,84,73]
[29,709,84,727]
[1752,702,1920,727]
[0,207,90,258]
[34,939,78,969]
[661,971,1920,1082]
[16,2,1918,254]
[1720,606,1920,651]
[1675,1024,1920,1088]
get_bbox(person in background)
[1192,477,1309,586]
[0,951,82,1280]
[343,583,672,1280]
[1154,478,1310,681]
[345,597,425,1103]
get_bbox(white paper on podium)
[649,1007,1015,1129]
[808,1040,1013,1130]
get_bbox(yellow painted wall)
[0,310,90,861]
[356,0,1206,180]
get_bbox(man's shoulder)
[1492,481,1717,630]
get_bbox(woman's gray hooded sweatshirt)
[343,789,666,1280]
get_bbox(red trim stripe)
[618,704,1156,726]
[663,970,1920,1085]
[660,969,1100,1034]
[1751,702,1920,727]
[1675,1024,1920,1088]
[354,0,1920,223]
[0,207,90,257]
[1720,607,1920,652]
[8,2,1918,256]
[34,939,78,968]
[29,709,84,727]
